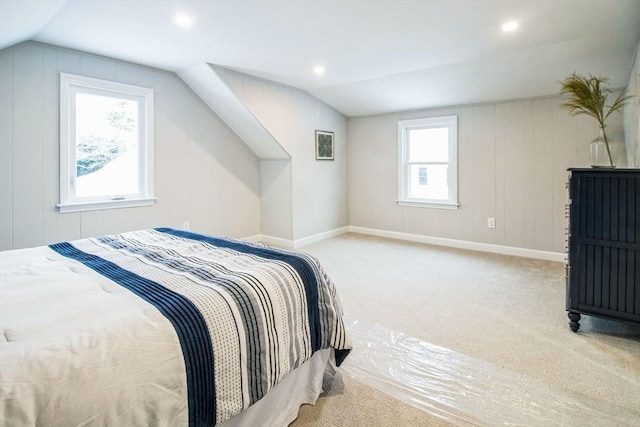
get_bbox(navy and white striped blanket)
[49,228,351,426]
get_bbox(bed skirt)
[222,349,332,427]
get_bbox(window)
[58,73,155,213]
[398,115,458,208]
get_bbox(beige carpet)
[289,233,640,426]
[294,372,453,427]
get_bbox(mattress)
[0,228,351,426]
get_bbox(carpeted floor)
[294,372,453,427]
[290,233,640,426]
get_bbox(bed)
[0,228,351,426]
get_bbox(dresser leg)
[568,312,581,332]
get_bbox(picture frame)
[315,130,334,160]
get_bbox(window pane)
[409,128,448,162]
[418,167,427,185]
[75,93,139,198]
[409,164,448,200]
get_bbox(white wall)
[623,40,640,168]
[214,68,349,241]
[2,41,633,254]
[348,96,624,254]
[260,159,293,240]
[0,42,260,251]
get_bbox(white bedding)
[1,244,191,425]
[0,229,350,426]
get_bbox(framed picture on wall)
[315,130,334,160]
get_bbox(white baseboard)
[244,226,565,262]
[257,234,295,249]
[243,227,350,250]
[293,226,350,248]
[348,226,566,262]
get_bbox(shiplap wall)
[214,67,349,241]
[0,42,260,251]
[348,97,625,254]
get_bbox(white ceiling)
[1,0,639,117]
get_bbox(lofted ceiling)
[1,0,639,117]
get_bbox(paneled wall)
[348,97,625,254]
[215,68,348,241]
[260,159,293,240]
[0,42,260,251]
[623,40,639,167]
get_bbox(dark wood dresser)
[566,168,640,332]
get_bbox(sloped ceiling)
[1,0,639,117]
[178,64,290,159]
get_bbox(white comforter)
[0,229,350,426]
[1,244,190,425]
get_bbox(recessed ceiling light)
[174,12,194,29]
[502,20,519,32]
[313,66,325,75]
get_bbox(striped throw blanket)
[49,228,351,426]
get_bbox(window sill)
[57,197,157,213]
[397,200,459,210]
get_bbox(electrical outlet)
[487,217,496,229]
[182,221,190,231]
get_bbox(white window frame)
[397,115,459,209]
[58,73,155,213]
